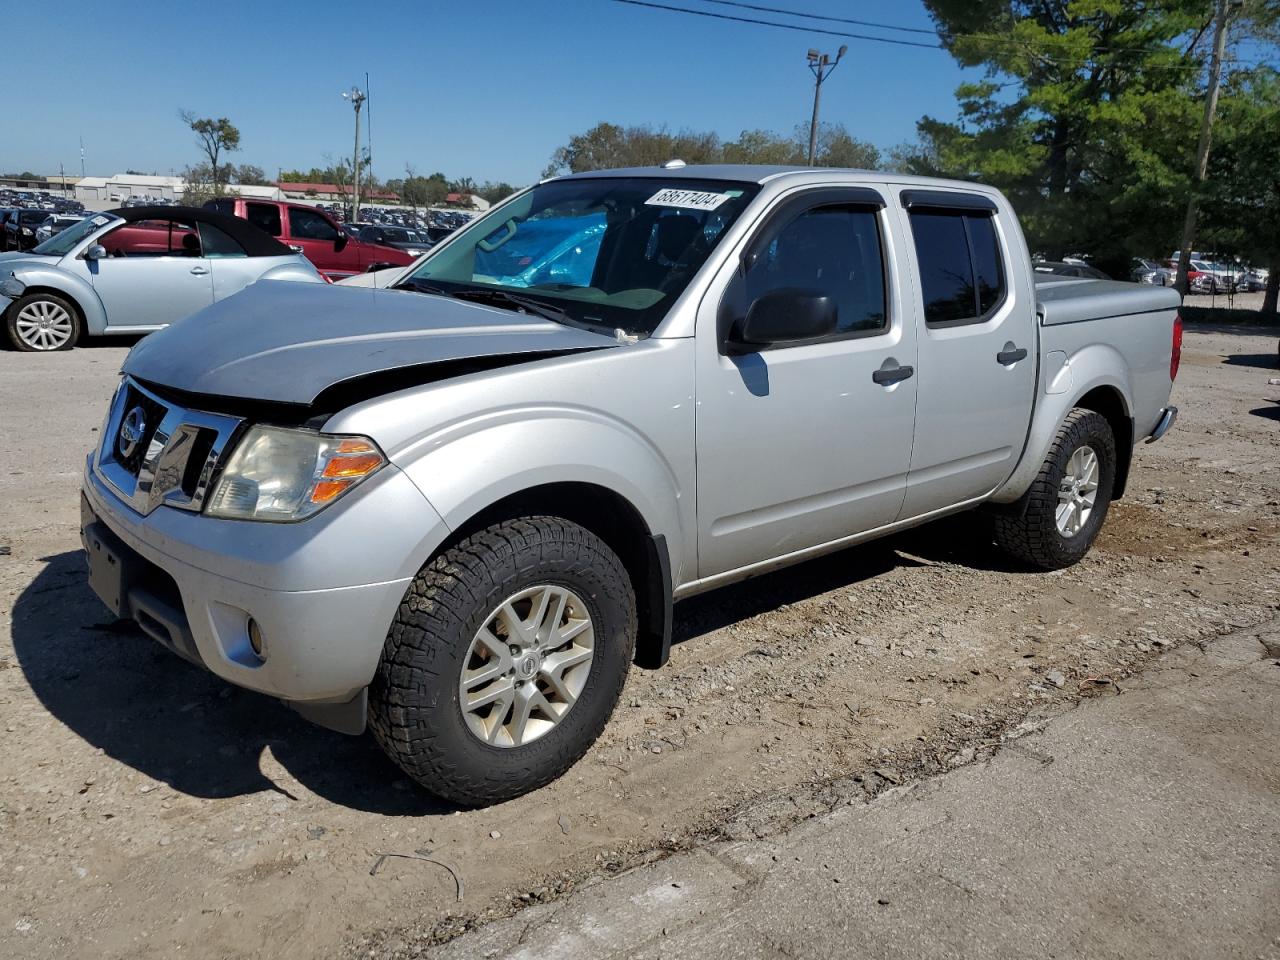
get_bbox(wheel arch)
[1073,384,1133,500]
[5,269,105,336]
[436,481,674,670]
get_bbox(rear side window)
[198,221,248,258]
[246,202,282,237]
[743,206,887,338]
[909,210,1006,325]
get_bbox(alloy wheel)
[14,299,74,350]
[1056,444,1100,537]
[458,584,595,747]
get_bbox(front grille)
[115,384,168,475]
[96,378,244,516]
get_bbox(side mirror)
[334,232,349,252]
[733,288,838,348]
[84,244,107,261]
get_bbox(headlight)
[21,227,32,235]
[205,426,386,522]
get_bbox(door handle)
[189,265,209,275]
[997,345,1028,365]
[872,363,915,386]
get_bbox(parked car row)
[0,188,84,215]
[0,205,322,350]
[1034,252,1270,294]
[203,198,417,281]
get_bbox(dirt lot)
[1,326,1278,959]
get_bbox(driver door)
[694,188,918,578]
[286,206,354,279]
[89,218,214,329]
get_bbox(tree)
[234,164,269,186]
[543,123,722,176]
[475,181,519,205]
[904,0,1211,270]
[722,128,801,164]
[1199,69,1280,319]
[179,112,241,194]
[401,166,451,210]
[545,121,879,175]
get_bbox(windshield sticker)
[645,189,731,211]
[91,215,110,226]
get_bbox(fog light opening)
[247,618,267,661]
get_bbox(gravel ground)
[1,326,1278,959]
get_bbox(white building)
[75,174,282,205]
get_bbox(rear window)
[908,210,1006,325]
[246,202,282,237]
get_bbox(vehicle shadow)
[1249,403,1280,422]
[1222,352,1279,370]
[11,551,450,815]
[671,511,1024,647]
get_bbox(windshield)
[400,176,760,336]
[32,213,113,257]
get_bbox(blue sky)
[7,0,980,185]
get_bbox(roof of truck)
[555,164,996,194]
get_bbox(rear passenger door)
[897,190,1037,518]
[695,187,918,578]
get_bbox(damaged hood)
[122,280,619,405]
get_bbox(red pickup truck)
[205,198,415,281]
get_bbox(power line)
[610,0,1275,72]
[699,0,936,36]
[611,0,942,49]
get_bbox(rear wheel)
[6,292,81,352]
[993,408,1116,570]
[368,516,636,807]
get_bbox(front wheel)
[368,516,636,807]
[5,291,81,351]
[993,408,1117,570]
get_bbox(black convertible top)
[104,205,292,258]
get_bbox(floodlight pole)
[344,87,367,224]
[807,45,847,166]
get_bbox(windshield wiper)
[391,279,609,334]
[390,276,450,295]
[445,288,580,327]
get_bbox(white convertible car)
[0,205,322,351]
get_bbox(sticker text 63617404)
[644,189,730,212]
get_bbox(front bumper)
[81,455,450,729]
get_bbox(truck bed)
[1035,277,1179,326]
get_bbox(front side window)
[909,210,1006,325]
[742,205,887,339]
[402,177,760,337]
[288,207,338,241]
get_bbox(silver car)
[0,205,322,351]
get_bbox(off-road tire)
[368,516,636,807]
[5,291,81,352]
[993,408,1117,570]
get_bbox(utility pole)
[342,86,367,223]
[1176,0,1237,295]
[79,136,85,178]
[806,45,847,166]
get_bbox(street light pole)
[807,45,847,166]
[342,86,367,224]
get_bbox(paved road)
[439,621,1280,960]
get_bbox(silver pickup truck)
[80,165,1181,806]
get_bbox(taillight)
[1170,312,1183,381]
